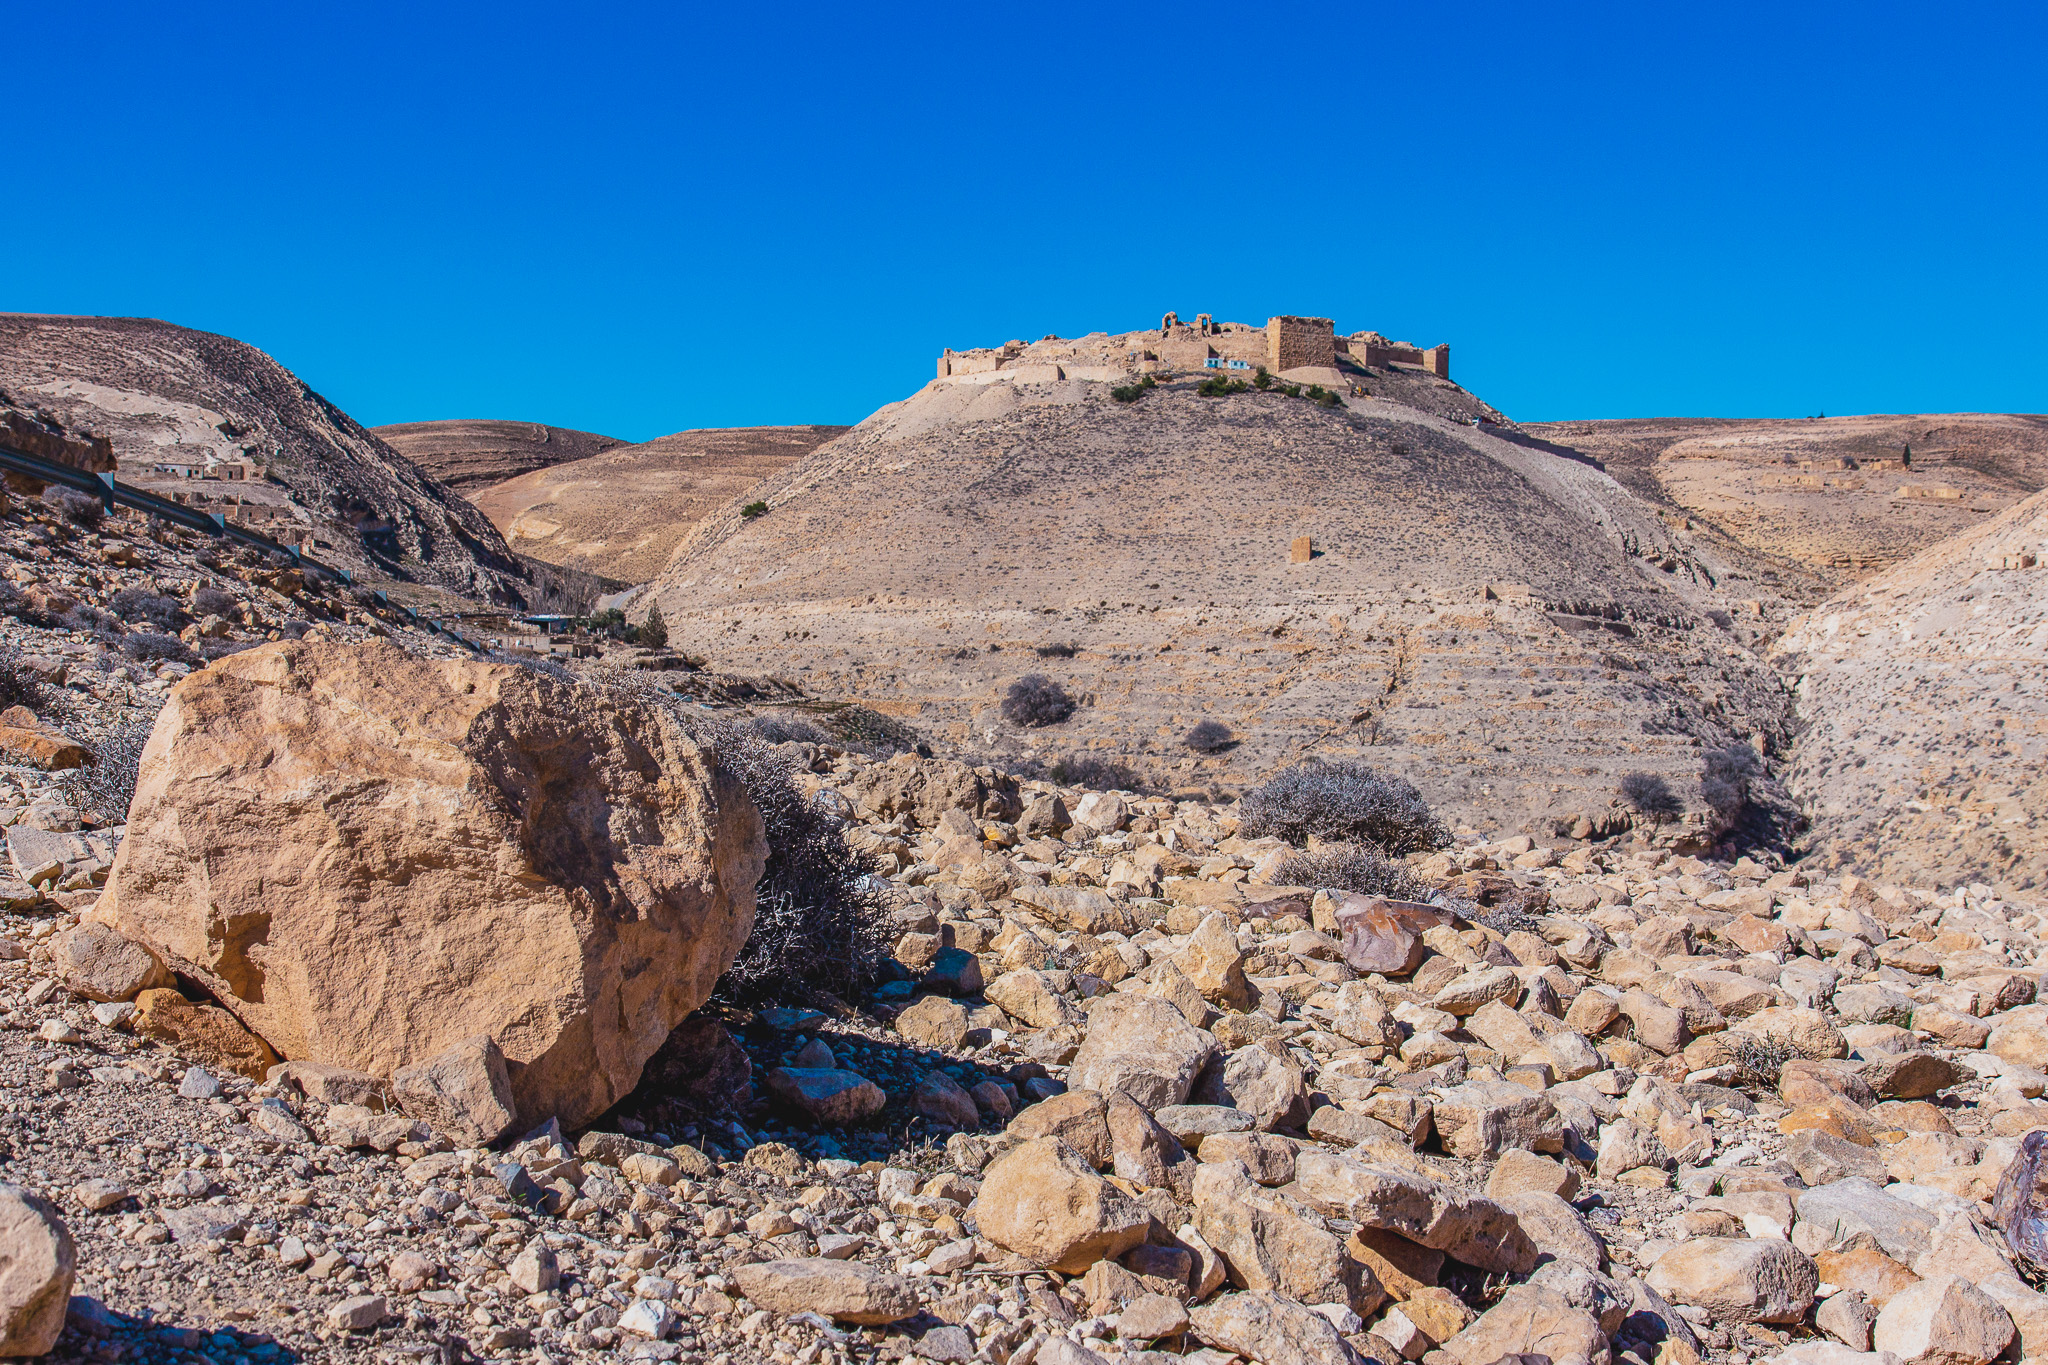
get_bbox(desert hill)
[644,353,1796,843]
[1770,485,2048,892]
[370,417,628,491]
[0,314,525,601]
[1524,413,2048,593]
[471,425,847,581]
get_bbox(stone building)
[935,310,1451,385]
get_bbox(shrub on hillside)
[109,586,190,633]
[1034,642,1077,658]
[1271,843,1428,900]
[1238,759,1449,854]
[1183,720,1233,754]
[1253,367,1273,390]
[0,648,49,713]
[64,718,152,824]
[1110,385,1145,403]
[44,487,102,529]
[740,501,769,519]
[1049,754,1147,793]
[689,719,891,1007]
[749,713,831,745]
[1002,674,1075,728]
[120,632,196,665]
[829,705,925,757]
[1702,744,1762,830]
[1619,771,1681,823]
[191,586,239,619]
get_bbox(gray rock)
[1794,1178,1940,1263]
[159,1203,252,1244]
[176,1066,220,1100]
[1153,1105,1258,1144]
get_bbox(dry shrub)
[1271,843,1427,900]
[1238,759,1449,854]
[1001,674,1075,728]
[1184,720,1233,753]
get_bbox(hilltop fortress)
[936,311,1450,388]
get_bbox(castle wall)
[1267,316,1336,372]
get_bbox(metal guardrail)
[0,440,489,654]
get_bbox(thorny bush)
[1271,843,1428,900]
[1238,758,1450,855]
[1001,673,1075,728]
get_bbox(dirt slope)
[472,425,847,581]
[0,314,525,601]
[370,418,628,491]
[644,372,1796,842]
[1770,486,2048,893]
[1524,414,2048,595]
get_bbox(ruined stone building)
[934,311,1450,386]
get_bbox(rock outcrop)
[100,641,766,1130]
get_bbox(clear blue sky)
[8,2,2044,441]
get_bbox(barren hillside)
[644,371,1798,843]
[1770,486,2048,892]
[370,418,627,491]
[0,314,525,602]
[1524,414,2048,593]
[473,425,846,581]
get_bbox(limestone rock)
[100,641,767,1132]
[894,995,970,1051]
[1487,1150,1581,1200]
[1106,1090,1191,1193]
[986,970,1082,1030]
[1191,1043,1309,1132]
[844,755,1021,829]
[392,1034,517,1146]
[1192,1159,1381,1314]
[131,990,279,1081]
[1292,1149,1539,1275]
[48,921,170,1003]
[731,1258,921,1325]
[1180,912,1256,1010]
[1197,1132,1298,1186]
[912,1071,981,1130]
[0,1183,74,1357]
[1188,1289,1368,1365]
[1008,1092,1112,1168]
[972,1138,1150,1273]
[0,707,86,771]
[1069,995,1218,1111]
[1793,1178,1938,1263]
[1873,1274,2014,1365]
[1645,1237,1819,1323]
[1441,1284,1607,1365]
[1430,1078,1564,1158]
[1497,1191,1606,1270]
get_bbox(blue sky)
[7,2,2044,440]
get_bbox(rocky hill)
[471,425,847,581]
[1770,486,2048,893]
[1523,414,2048,595]
[0,315,526,602]
[643,368,1796,844]
[370,418,628,492]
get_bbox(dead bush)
[1271,844,1427,900]
[1002,674,1075,728]
[1237,759,1449,855]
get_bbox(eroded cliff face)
[1772,486,2048,894]
[0,314,527,600]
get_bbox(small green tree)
[639,602,669,649]
[1253,366,1272,390]
[741,501,769,519]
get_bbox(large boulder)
[843,753,1021,828]
[99,642,767,1132]
[1334,896,1454,976]
[0,1184,73,1356]
[49,920,171,1002]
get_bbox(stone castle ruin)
[935,311,1450,388]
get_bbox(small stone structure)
[1290,536,1314,564]
[935,311,1451,385]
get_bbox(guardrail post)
[94,473,116,513]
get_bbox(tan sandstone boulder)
[972,1137,1150,1273]
[100,641,767,1131]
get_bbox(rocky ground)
[6,694,2048,1365]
